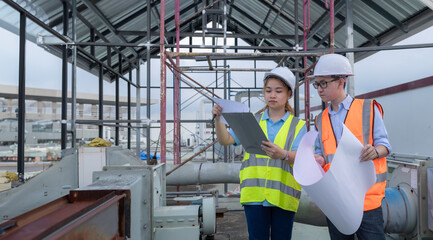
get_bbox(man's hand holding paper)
[293,125,376,235]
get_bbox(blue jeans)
[244,205,295,240]
[327,207,386,240]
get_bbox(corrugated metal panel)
[1,0,431,74]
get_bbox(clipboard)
[222,112,268,155]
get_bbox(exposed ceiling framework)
[1,0,433,80]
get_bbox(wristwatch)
[374,149,380,159]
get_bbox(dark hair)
[330,75,347,89]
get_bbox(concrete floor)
[169,184,330,240]
[212,210,330,240]
[213,193,330,240]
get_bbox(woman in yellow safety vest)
[212,67,306,240]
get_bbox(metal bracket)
[36,33,73,46]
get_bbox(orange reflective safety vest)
[315,98,387,211]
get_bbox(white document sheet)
[212,98,249,124]
[293,125,376,235]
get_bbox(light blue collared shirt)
[228,109,307,207]
[314,95,392,155]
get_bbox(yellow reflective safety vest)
[239,112,306,212]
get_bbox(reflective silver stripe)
[240,178,265,188]
[240,178,301,199]
[266,180,301,199]
[284,116,300,150]
[376,172,387,183]
[240,157,268,171]
[268,159,293,174]
[327,154,334,163]
[362,99,372,146]
[240,157,293,174]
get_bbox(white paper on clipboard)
[212,98,249,124]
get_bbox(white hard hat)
[263,67,296,96]
[309,53,354,78]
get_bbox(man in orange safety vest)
[311,53,391,240]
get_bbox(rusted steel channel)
[0,191,127,239]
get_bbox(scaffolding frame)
[3,0,433,181]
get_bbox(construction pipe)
[166,162,241,185]
[382,185,417,234]
[165,162,418,233]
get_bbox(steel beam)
[145,0,152,165]
[346,0,355,97]
[174,0,181,165]
[263,0,304,29]
[117,31,297,40]
[311,0,379,45]
[81,0,139,58]
[160,0,167,163]
[360,0,407,33]
[71,0,77,148]
[17,12,26,182]
[115,54,121,146]
[99,63,103,138]
[128,68,132,149]
[61,1,68,150]
[307,0,345,41]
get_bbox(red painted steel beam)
[302,75,433,113]
[174,0,180,165]
[303,0,311,130]
[0,191,126,240]
[356,75,433,99]
[330,0,335,53]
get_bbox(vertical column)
[71,0,77,148]
[173,0,180,165]
[115,55,121,146]
[144,0,151,164]
[346,0,355,97]
[160,0,167,163]
[136,59,142,161]
[17,12,26,182]
[52,102,57,115]
[303,0,310,130]
[91,104,97,118]
[294,0,300,117]
[98,63,103,138]
[61,0,68,149]
[7,99,13,113]
[37,101,43,115]
[78,103,84,119]
[128,67,131,149]
[330,0,335,53]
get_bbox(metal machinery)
[0,149,432,239]
[382,154,433,239]
[0,150,216,240]
[165,154,433,240]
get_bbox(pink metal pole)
[303,0,310,130]
[330,0,335,53]
[174,0,180,165]
[160,0,166,163]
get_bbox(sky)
[1,21,433,145]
